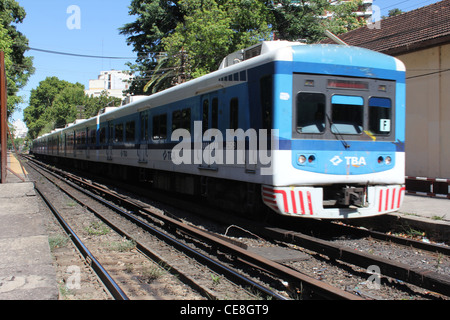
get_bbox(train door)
[138,111,149,163]
[107,121,113,160]
[199,93,219,171]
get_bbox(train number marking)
[163,150,172,161]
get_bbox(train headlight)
[298,155,307,164]
[378,156,384,164]
[385,156,392,165]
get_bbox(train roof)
[35,41,404,141]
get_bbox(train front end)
[263,44,406,219]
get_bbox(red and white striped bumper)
[262,185,405,219]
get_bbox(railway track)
[27,159,278,300]
[25,155,450,300]
[25,156,362,300]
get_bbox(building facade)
[85,70,134,99]
[326,0,373,20]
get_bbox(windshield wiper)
[326,114,350,149]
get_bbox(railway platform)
[392,194,450,242]
[0,152,58,300]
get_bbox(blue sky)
[373,0,440,15]
[13,0,136,123]
[13,0,441,124]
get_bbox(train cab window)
[331,95,363,135]
[153,114,167,140]
[296,92,325,134]
[369,97,391,135]
[126,121,136,142]
[230,98,239,130]
[115,123,124,143]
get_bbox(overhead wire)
[27,46,136,60]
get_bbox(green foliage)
[121,0,365,94]
[0,0,35,118]
[24,77,121,139]
[47,84,86,129]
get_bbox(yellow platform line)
[8,152,28,175]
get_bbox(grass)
[49,234,69,250]
[85,221,110,236]
[142,265,166,282]
[106,239,136,252]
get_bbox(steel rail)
[261,227,450,297]
[33,183,129,300]
[320,220,450,256]
[26,156,362,300]
[27,158,288,300]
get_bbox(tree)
[121,0,365,94]
[321,0,366,37]
[388,8,403,17]
[84,91,122,118]
[0,0,34,117]
[43,84,86,129]
[119,0,184,94]
[24,77,122,139]
[24,77,75,138]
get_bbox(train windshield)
[330,95,363,135]
[369,97,392,135]
[293,74,395,141]
[296,93,326,134]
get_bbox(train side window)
[115,123,124,143]
[230,98,239,130]
[369,97,391,135]
[172,108,191,132]
[202,99,209,134]
[126,121,136,142]
[153,114,167,140]
[296,92,326,134]
[183,109,191,132]
[99,127,106,144]
[153,115,160,140]
[212,98,218,129]
[108,122,114,143]
[89,127,96,145]
[160,114,167,139]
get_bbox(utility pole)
[0,51,7,183]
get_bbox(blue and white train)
[32,41,406,219]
